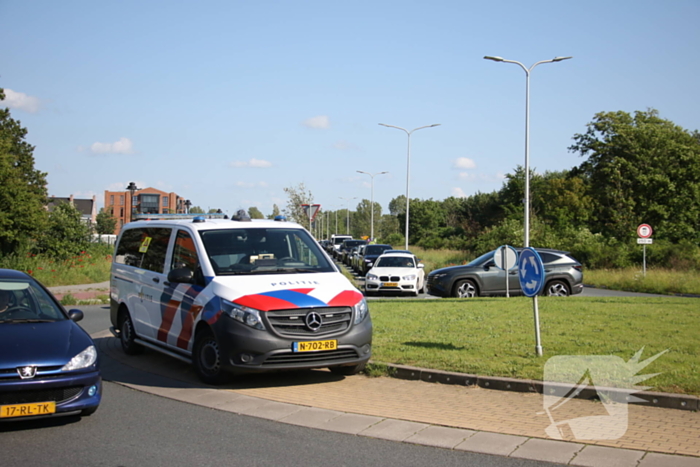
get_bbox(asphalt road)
[1,304,563,467]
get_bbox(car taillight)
[573,265,582,271]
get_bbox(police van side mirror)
[168,267,194,284]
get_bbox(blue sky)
[2,0,698,218]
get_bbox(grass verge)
[368,296,700,395]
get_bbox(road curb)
[382,363,700,411]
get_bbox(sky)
[2,0,699,219]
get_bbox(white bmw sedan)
[364,252,425,296]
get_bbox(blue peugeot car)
[0,269,101,421]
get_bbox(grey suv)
[426,248,583,298]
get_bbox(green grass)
[585,268,700,296]
[368,297,700,395]
[0,249,112,287]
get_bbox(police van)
[109,212,372,384]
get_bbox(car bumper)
[365,280,418,294]
[0,370,102,421]
[211,315,373,374]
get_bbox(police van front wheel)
[119,310,144,355]
[193,329,229,385]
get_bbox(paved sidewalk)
[93,330,700,467]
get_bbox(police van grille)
[266,307,352,337]
[0,386,83,405]
[263,348,359,366]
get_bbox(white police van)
[110,212,372,384]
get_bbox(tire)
[453,279,478,298]
[119,309,144,355]
[545,280,570,297]
[329,362,366,376]
[193,328,229,385]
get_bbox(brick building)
[104,187,187,235]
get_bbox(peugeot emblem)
[305,311,322,331]
[18,366,37,379]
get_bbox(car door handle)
[152,277,160,283]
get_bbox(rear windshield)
[364,245,392,255]
[200,228,336,275]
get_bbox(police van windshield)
[200,228,336,275]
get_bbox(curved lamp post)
[338,197,356,235]
[356,170,388,241]
[484,55,572,359]
[483,55,572,248]
[378,123,440,250]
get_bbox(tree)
[570,109,700,242]
[267,204,281,220]
[0,88,49,256]
[246,206,263,219]
[283,183,314,226]
[95,208,117,235]
[189,206,205,214]
[36,202,91,259]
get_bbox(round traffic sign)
[637,224,653,238]
[493,245,518,270]
[518,248,545,297]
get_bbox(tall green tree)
[0,88,49,255]
[248,206,264,219]
[189,206,205,214]
[266,204,281,219]
[95,208,117,235]
[570,109,700,242]
[283,183,314,226]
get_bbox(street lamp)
[126,182,140,223]
[378,123,440,250]
[483,55,572,247]
[338,197,356,235]
[184,199,191,214]
[356,170,388,241]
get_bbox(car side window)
[115,227,172,273]
[171,230,199,271]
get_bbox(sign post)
[301,204,321,235]
[494,245,518,297]
[637,224,653,277]
[519,247,545,356]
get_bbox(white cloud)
[2,89,41,113]
[230,158,272,168]
[302,115,330,129]
[89,137,134,155]
[453,157,476,170]
[451,187,467,198]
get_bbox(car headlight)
[62,345,97,371]
[402,274,417,281]
[430,273,448,280]
[353,298,369,324]
[222,299,266,330]
[366,273,378,281]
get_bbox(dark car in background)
[0,269,101,421]
[426,248,583,298]
[339,239,368,266]
[358,244,394,276]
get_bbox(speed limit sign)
[637,224,653,238]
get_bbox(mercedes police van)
[109,212,372,384]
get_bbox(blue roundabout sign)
[518,247,545,297]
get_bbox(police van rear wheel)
[119,310,144,355]
[193,329,228,385]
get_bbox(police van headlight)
[222,299,266,330]
[353,298,369,324]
